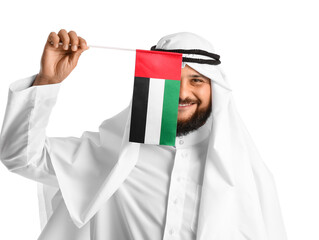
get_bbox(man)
[0,30,287,240]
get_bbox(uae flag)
[129,49,182,146]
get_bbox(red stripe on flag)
[135,49,182,80]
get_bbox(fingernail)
[72,45,77,51]
[64,44,68,50]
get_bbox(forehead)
[181,65,210,80]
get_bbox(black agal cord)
[150,45,221,65]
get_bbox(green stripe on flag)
[160,80,180,145]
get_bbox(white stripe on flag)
[144,78,165,144]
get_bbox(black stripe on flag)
[129,76,150,143]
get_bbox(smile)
[178,103,195,109]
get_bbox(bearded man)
[0,29,287,240]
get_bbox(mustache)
[179,97,201,105]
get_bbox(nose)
[179,78,191,100]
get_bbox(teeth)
[179,103,193,107]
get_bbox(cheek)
[196,85,211,107]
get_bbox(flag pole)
[88,45,136,52]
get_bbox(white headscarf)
[44,32,287,240]
[153,32,288,240]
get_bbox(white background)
[0,0,318,239]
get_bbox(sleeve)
[0,74,76,187]
[0,75,137,228]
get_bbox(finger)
[47,32,59,48]
[78,37,89,51]
[58,29,70,50]
[69,37,88,66]
[68,30,79,51]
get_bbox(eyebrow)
[188,74,205,78]
[188,74,210,81]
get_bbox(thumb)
[69,46,89,67]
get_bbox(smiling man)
[0,30,287,240]
[177,65,212,137]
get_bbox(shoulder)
[98,105,131,144]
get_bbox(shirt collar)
[174,114,212,149]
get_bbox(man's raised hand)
[32,29,89,86]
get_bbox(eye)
[191,78,204,83]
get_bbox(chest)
[91,144,208,240]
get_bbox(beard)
[176,97,212,137]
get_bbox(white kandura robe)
[0,32,288,240]
[1,74,212,239]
